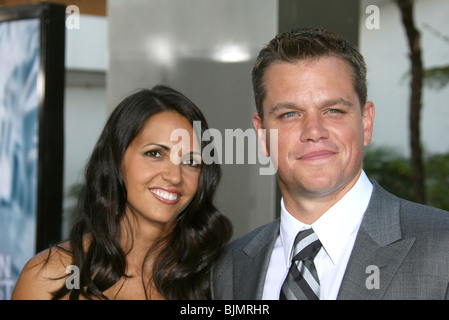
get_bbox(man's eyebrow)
[322,98,354,108]
[267,103,298,115]
[268,98,354,115]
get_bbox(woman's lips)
[149,188,181,205]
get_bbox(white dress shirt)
[262,171,373,300]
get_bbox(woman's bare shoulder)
[11,242,74,300]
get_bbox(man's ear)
[362,101,375,147]
[253,113,269,157]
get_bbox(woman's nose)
[161,161,183,185]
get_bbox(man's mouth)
[299,150,335,161]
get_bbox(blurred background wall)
[1,0,448,240]
[106,0,359,239]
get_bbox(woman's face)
[121,111,202,233]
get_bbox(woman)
[11,85,233,300]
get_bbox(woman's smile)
[149,187,181,204]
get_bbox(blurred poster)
[0,18,40,300]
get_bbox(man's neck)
[281,173,362,224]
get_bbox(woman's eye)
[146,150,161,158]
[182,157,201,168]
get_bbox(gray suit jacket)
[211,180,449,299]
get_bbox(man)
[211,28,449,300]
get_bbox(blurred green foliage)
[364,145,449,211]
[425,152,449,210]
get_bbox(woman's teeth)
[150,189,179,201]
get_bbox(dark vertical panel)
[278,0,360,45]
[35,3,65,251]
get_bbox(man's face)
[253,56,375,212]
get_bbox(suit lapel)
[337,226,415,299]
[233,219,280,299]
[337,180,415,299]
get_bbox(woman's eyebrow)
[143,143,171,151]
[144,143,202,157]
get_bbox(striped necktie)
[280,228,322,300]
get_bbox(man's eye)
[283,112,297,118]
[328,108,344,114]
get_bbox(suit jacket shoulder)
[338,180,449,299]
[399,196,449,233]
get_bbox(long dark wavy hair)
[51,85,232,299]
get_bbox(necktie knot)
[292,228,322,262]
[280,228,322,300]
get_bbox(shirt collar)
[280,171,373,266]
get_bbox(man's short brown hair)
[252,28,367,119]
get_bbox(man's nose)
[299,113,329,142]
